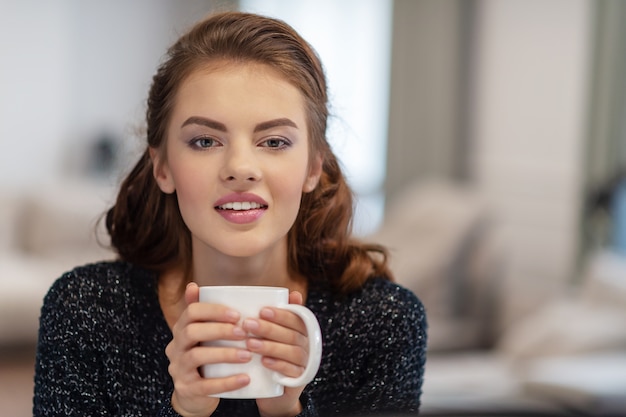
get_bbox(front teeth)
[218,202,263,210]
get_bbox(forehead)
[173,61,306,118]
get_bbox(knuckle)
[164,342,174,359]
[168,363,178,379]
[181,324,196,341]
[187,347,206,365]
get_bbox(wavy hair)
[105,11,392,294]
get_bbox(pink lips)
[214,193,268,224]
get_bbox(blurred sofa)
[367,180,626,414]
[368,180,505,351]
[0,181,115,345]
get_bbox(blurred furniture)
[422,249,626,414]
[368,180,626,414]
[368,179,505,351]
[0,181,115,345]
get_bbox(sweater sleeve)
[33,263,179,415]
[33,274,112,416]
[355,287,427,414]
[311,280,428,416]
[295,391,318,417]
[156,390,183,417]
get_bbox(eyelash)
[187,136,292,150]
[188,136,221,149]
[260,137,292,150]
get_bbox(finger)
[172,373,250,409]
[289,290,303,305]
[178,303,240,329]
[261,356,305,379]
[246,337,308,369]
[198,373,251,396]
[176,321,246,349]
[185,282,199,305]
[186,346,253,370]
[243,315,307,347]
[262,307,308,336]
[166,344,252,388]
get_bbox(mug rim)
[198,285,288,292]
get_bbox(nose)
[219,143,262,184]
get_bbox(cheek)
[273,164,309,199]
[169,163,214,208]
[266,173,306,225]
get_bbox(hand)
[165,282,252,417]
[244,291,309,417]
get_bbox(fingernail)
[243,318,259,331]
[237,350,252,360]
[248,338,263,350]
[225,309,240,320]
[233,327,246,337]
[260,308,274,319]
[237,374,250,385]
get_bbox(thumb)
[184,282,200,305]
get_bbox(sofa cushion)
[496,298,626,359]
[17,182,114,260]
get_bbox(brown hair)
[105,11,392,294]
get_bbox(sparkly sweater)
[33,261,427,416]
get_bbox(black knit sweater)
[33,261,427,416]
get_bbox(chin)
[212,240,278,259]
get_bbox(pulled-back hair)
[105,11,392,294]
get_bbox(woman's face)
[152,63,321,261]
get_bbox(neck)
[191,237,297,290]
[194,252,291,287]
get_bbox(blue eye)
[190,136,220,149]
[261,137,291,149]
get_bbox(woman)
[33,11,427,417]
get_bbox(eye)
[189,136,221,149]
[260,137,291,149]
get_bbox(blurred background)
[1,0,626,415]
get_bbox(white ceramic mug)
[199,285,323,399]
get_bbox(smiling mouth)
[216,202,267,211]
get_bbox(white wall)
[239,0,393,235]
[0,1,73,187]
[0,0,216,190]
[470,0,592,325]
[1,0,389,235]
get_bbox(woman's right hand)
[165,282,252,417]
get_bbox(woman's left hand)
[242,291,309,417]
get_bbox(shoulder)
[355,278,427,334]
[43,261,155,314]
[310,277,427,340]
[359,277,426,317]
[46,261,151,295]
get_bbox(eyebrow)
[181,116,227,131]
[253,118,299,132]
[181,116,298,132]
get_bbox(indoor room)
[1,0,625,416]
